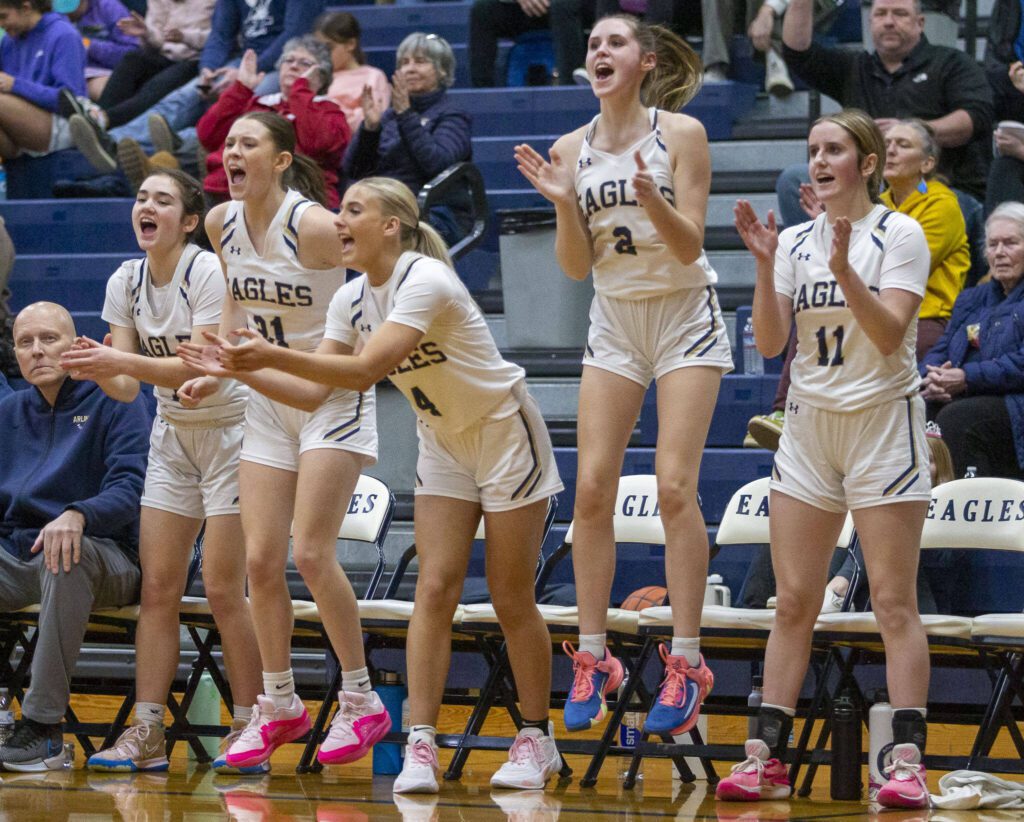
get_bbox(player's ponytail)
[239,111,330,207]
[604,15,702,112]
[354,177,454,267]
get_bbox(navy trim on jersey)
[220,211,237,248]
[772,462,782,482]
[283,198,309,258]
[585,343,594,358]
[323,392,363,442]
[178,250,201,310]
[871,209,893,251]
[351,284,365,328]
[684,287,719,357]
[220,227,236,248]
[415,472,423,488]
[882,397,920,496]
[790,224,814,256]
[511,409,542,500]
[130,260,145,311]
[395,256,420,292]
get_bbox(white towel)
[930,770,1024,809]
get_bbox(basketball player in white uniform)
[514,14,730,737]
[60,169,262,774]
[176,112,390,771]
[201,177,565,793]
[719,110,932,809]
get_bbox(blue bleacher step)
[0,199,135,254]
[10,254,139,311]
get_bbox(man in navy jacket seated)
[0,302,149,772]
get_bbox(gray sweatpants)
[0,537,140,724]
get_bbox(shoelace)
[729,754,766,776]
[563,641,610,702]
[883,754,922,780]
[407,740,437,767]
[507,734,542,765]
[236,704,266,743]
[112,723,154,754]
[8,721,49,750]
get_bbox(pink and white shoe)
[715,740,791,801]
[224,694,310,768]
[317,690,392,765]
[393,739,440,794]
[876,743,929,809]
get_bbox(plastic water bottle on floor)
[0,688,14,747]
[186,671,221,759]
[618,684,644,780]
[743,318,763,375]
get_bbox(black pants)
[98,48,199,129]
[470,0,592,86]
[932,395,1023,479]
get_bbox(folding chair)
[797,478,1023,791]
[621,477,854,790]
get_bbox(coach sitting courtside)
[0,302,148,772]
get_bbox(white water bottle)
[868,697,894,800]
[743,317,763,375]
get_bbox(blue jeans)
[775,162,811,229]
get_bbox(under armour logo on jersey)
[228,246,241,256]
[787,401,799,415]
[796,252,812,261]
[578,157,592,168]
[359,322,372,332]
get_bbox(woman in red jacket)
[117,36,350,207]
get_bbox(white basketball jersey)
[102,244,248,426]
[221,189,346,352]
[775,205,930,412]
[325,251,525,434]
[575,107,717,299]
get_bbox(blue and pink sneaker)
[225,694,311,768]
[562,641,625,732]
[644,644,714,735]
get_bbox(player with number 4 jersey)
[721,110,932,809]
[514,14,729,741]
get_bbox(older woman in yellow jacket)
[880,119,971,360]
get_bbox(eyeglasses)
[281,57,317,69]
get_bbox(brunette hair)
[315,11,366,65]
[237,111,329,207]
[142,168,207,245]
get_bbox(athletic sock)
[262,669,296,708]
[892,707,928,750]
[232,704,252,726]
[341,666,372,694]
[520,717,551,737]
[134,702,165,727]
[578,633,606,659]
[408,725,437,747]
[670,636,701,667]
[756,704,795,760]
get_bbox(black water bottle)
[830,690,862,800]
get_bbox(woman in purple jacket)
[63,0,138,100]
[342,32,472,247]
[0,0,86,157]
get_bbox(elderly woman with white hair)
[342,32,472,246]
[921,201,1024,480]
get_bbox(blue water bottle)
[373,670,407,775]
[0,163,7,201]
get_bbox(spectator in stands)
[746,117,970,451]
[315,11,389,132]
[921,202,1024,481]
[116,38,348,204]
[860,0,960,48]
[344,33,472,247]
[984,0,1024,124]
[59,0,217,131]
[0,301,148,772]
[67,0,324,175]
[62,0,139,101]
[701,1,841,95]
[776,0,993,226]
[0,0,86,159]
[469,0,593,87]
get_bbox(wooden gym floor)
[0,696,1016,820]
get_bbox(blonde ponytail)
[413,220,453,267]
[351,177,453,266]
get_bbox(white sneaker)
[393,739,440,794]
[490,728,561,790]
[213,721,271,774]
[821,587,845,614]
[765,48,794,96]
